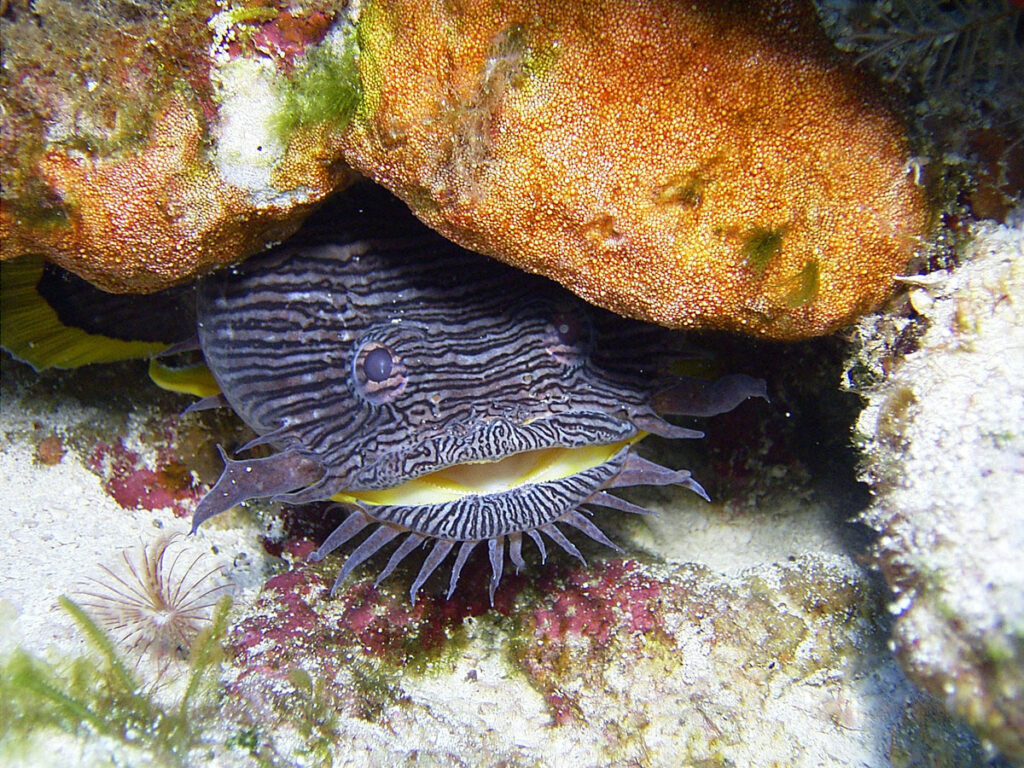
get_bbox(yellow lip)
[333,434,646,507]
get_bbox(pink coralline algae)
[224,551,531,730]
[519,559,675,724]
[532,560,665,647]
[336,583,469,659]
[335,549,529,658]
[233,548,525,670]
[88,438,200,516]
[233,569,329,666]
[230,10,335,71]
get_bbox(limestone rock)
[0,0,356,292]
[2,0,928,341]
[856,215,1024,761]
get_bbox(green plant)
[0,594,231,766]
[285,667,342,766]
[273,26,362,140]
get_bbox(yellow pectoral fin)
[148,359,222,398]
[1,256,168,370]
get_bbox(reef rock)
[216,552,987,767]
[2,0,927,339]
[343,0,930,339]
[855,215,1024,761]
[0,0,356,292]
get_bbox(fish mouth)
[333,373,773,503]
[340,409,655,495]
[311,439,708,604]
[333,437,644,508]
[303,374,768,602]
[192,374,768,603]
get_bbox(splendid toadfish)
[0,186,767,603]
[185,188,767,602]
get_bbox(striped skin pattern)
[191,188,767,602]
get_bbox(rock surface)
[855,215,1024,761]
[0,0,355,292]
[346,0,929,339]
[1,0,927,339]
[1,2,1020,762]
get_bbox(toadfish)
[187,188,767,602]
[1,186,767,603]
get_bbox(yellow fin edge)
[0,255,167,370]
[148,359,222,398]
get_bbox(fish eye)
[353,341,406,403]
[545,304,593,368]
[364,347,393,382]
[553,312,586,345]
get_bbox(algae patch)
[273,24,362,141]
[742,225,787,276]
[1,596,231,766]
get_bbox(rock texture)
[0,0,355,292]
[0,320,996,767]
[855,215,1024,761]
[1,0,928,339]
[344,0,929,339]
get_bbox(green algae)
[710,579,809,672]
[225,726,262,758]
[346,660,406,723]
[272,25,362,140]
[655,170,709,208]
[491,22,562,89]
[520,32,562,82]
[2,178,71,231]
[742,225,786,275]
[783,258,821,307]
[0,596,231,766]
[404,184,443,217]
[283,667,344,764]
[226,6,280,25]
